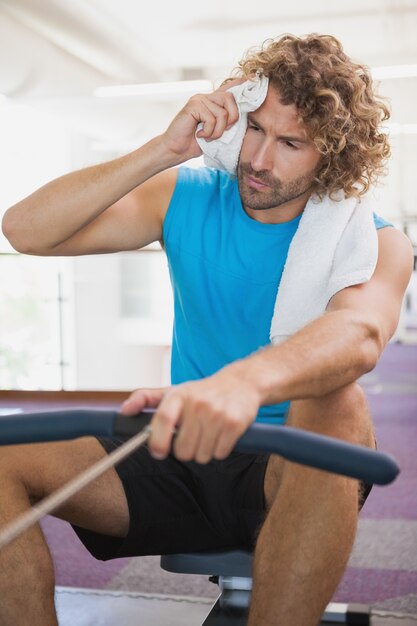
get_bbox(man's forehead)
[250,88,309,139]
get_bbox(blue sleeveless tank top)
[162,167,392,424]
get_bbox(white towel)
[196,77,378,345]
[196,73,269,174]
[269,191,378,344]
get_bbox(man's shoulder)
[372,212,394,229]
[178,166,236,192]
[163,167,237,242]
[377,225,413,253]
[375,227,414,288]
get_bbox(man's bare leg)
[248,383,375,626]
[0,437,130,626]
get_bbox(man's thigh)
[0,437,129,538]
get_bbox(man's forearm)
[2,135,177,253]
[232,309,383,405]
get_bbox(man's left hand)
[120,366,261,464]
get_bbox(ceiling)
[1,0,417,141]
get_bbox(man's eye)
[285,141,297,149]
[248,123,260,131]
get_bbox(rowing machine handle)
[0,408,399,485]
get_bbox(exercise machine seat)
[160,550,253,578]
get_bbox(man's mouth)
[244,174,270,190]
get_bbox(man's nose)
[250,140,274,172]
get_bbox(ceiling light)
[371,64,417,80]
[94,80,213,98]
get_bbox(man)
[1,33,413,626]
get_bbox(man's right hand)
[160,80,245,163]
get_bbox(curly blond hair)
[228,34,390,199]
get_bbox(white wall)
[72,252,173,390]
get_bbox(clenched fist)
[120,360,261,464]
[160,78,246,164]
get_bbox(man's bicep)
[326,227,414,344]
[127,167,179,249]
[48,168,178,256]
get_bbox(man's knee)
[0,438,102,501]
[0,445,27,478]
[264,383,374,512]
[290,382,367,418]
[0,439,130,537]
[287,382,374,449]
[0,444,44,502]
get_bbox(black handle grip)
[0,409,118,444]
[0,408,399,485]
[236,423,399,485]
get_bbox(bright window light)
[384,123,417,135]
[94,80,214,98]
[371,64,417,80]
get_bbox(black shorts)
[72,437,373,562]
[73,438,268,560]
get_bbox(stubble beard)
[237,162,317,211]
